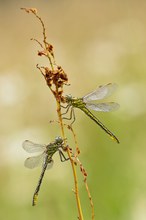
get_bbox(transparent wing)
[83,83,118,102]
[24,153,45,169]
[22,140,46,153]
[46,159,54,170]
[86,102,120,112]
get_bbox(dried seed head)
[21,7,37,14]
[58,90,63,96]
[38,50,47,56]
[44,67,52,76]
[46,43,54,57]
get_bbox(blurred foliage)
[0,1,146,220]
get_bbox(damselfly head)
[55,136,63,144]
[65,94,73,102]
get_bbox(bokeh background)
[0,1,146,220]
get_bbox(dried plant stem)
[67,127,94,219]
[35,12,57,69]
[75,157,95,220]
[84,180,94,220]
[56,100,84,220]
[49,113,94,219]
[21,7,92,219]
[68,125,80,156]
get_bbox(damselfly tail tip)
[111,136,120,144]
[32,194,38,206]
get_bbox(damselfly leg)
[58,149,70,162]
[62,106,76,125]
[61,104,71,116]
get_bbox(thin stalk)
[56,99,84,220]
[84,180,94,220]
[28,8,55,70]
[73,149,95,220]
[68,125,80,156]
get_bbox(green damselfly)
[64,83,120,143]
[23,136,68,206]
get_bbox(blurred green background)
[1,1,146,220]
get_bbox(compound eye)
[66,94,72,101]
[55,136,62,143]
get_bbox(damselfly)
[22,136,68,206]
[64,83,120,143]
